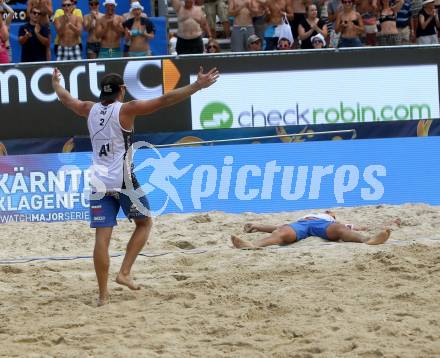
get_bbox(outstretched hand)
[196,66,220,89]
[52,67,61,86]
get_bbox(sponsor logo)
[200,102,233,129]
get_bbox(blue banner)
[0,137,439,223]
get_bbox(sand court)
[1,204,440,357]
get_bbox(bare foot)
[116,273,141,290]
[244,223,257,233]
[231,235,256,249]
[366,229,391,245]
[97,293,109,307]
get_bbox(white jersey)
[87,101,133,192]
[298,213,336,222]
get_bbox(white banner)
[190,65,440,130]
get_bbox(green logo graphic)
[200,102,233,129]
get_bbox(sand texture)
[1,204,440,357]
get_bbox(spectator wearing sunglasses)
[53,0,83,59]
[96,0,125,58]
[311,32,326,48]
[277,36,292,49]
[84,0,104,59]
[206,38,221,52]
[246,33,262,51]
[336,0,364,47]
[18,7,50,62]
[26,0,53,60]
[54,0,83,60]
[123,2,155,57]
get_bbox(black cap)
[99,73,125,101]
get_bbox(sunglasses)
[90,2,99,5]
[207,45,218,49]
[31,10,41,15]
[342,1,352,3]
[62,3,72,7]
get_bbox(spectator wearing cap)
[96,0,125,58]
[54,0,83,60]
[298,4,328,49]
[311,33,326,48]
[53,0,82,59]
[84,0,104,59]
[171,0,211,55]
[123,1,155,56]
[204,0,230,39]
[247,33,262,51]
[416,0,440,43]
[206,38,221,52]
[18,6,50,62]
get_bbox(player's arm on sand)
[121,66,219,117]
[52,68,95,118]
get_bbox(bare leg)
[223,21,231,38]
[116,217,152,290]
[244,223,278,233]
[232,225,297,248]
[94,227,113,306]
[326,224,391,245]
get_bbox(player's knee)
[274,228,294,245]
[135,216,153,229]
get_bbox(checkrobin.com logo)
[200,102,233,129]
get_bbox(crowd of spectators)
[0,0,439,64]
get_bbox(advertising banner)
[2,46,440,140]
[1,137,439,223]
[190,65,439,130]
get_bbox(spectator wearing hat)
[206,38,221,52]
[171,0,211,55]
[96,0,125,58]
[54,0,83,60]
[416,0,440,43]
[18,6,50,62]
[84,0,104,59]
[247,33,262,50]
[311,32,326,47]
[122,0,148,56]
[123,1,155,56]
[298,4,328,49]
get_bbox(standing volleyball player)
[52,66,219,306]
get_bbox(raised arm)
[52,68,95,118]
[120,67,219,125]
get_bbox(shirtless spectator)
[54,0,83,60]
[357,0,378,46]
[336,0,364,47]
[53,0,82,60]
[27,0,53,60]
[96,0,125,58]
[123,1,155,56]
[204,0,230,38]
[264,0,292,50]
[19,6,50,62]
[84,0,104,59]
[229,0,255,51]
[172,0,211,55]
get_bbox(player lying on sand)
[231,210,394,249]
